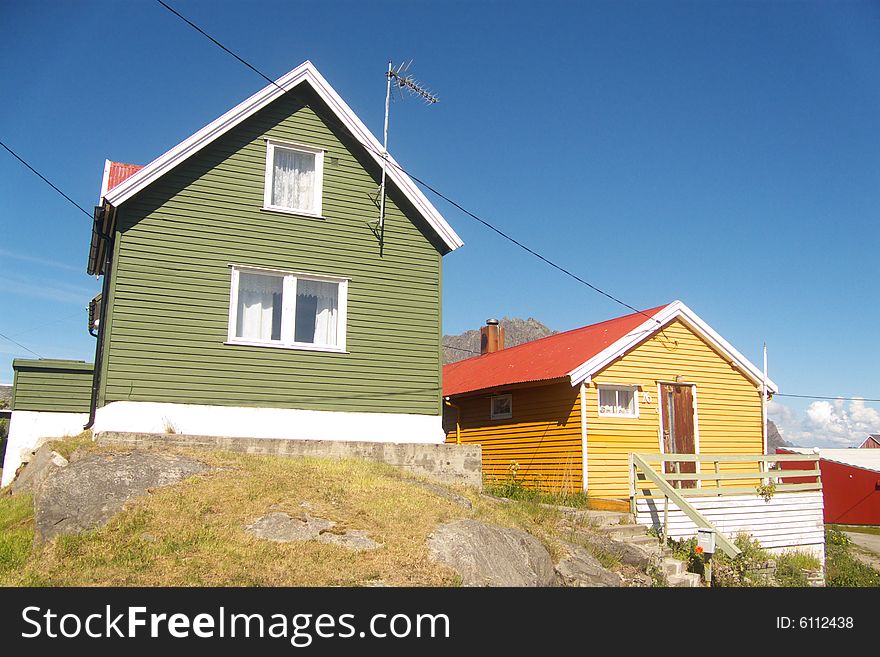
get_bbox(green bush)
[484,462,592,508]
[774,552,820,587]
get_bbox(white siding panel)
[635,492,825,562]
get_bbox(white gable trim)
[103,61,463,251]
[567,300,778,392]
[99,159,112,203]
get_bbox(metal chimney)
[480,318,505,355]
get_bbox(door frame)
[656,382,702,487]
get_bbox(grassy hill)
[0,441,626,586]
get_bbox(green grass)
[484,475,594,509]
[830,524,880,537]
[825,528,880,587]
[0,493,35,578]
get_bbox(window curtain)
[273,148,316,212]
[295,279,338,345]
[237,273,282,341]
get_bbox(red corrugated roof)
[443,305,670,396]
[107,162,143,192]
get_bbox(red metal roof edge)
[107,162,144,192]
[443,304,670,396]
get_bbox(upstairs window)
[490,394,513,420]
[597,384,639,418]
[263,140,324,216]
[227,266,347,352]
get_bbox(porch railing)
[629,453,822,559]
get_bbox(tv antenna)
[372,60,438,254]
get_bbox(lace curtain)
[272,148,316,212]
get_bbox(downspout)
[579,382,588,494]
[444,397,461,445]
[85,205,116,430]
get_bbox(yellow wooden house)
[442,301,778,502]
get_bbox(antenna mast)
[376,60,438,254]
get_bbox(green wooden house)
[2,62,461,479]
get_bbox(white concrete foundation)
[1,410,89,487]
[92,401,445,445]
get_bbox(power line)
[155,0,280,90]
[0,139,92,219]
[152,0,661,328]
[0,331,44,359]
[774,393,880,403]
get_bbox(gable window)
[227,266,347,352]
[490,394,513,420]
[263,140,324,216]
[597,384,638,418]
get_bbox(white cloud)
[769,398,880,447]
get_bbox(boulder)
[427,519,558,587]
[32,450,209,543]
[11,444,68,494]
[554,540,623,587]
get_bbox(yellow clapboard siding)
[586,319,762,498]
[445,381,583,492]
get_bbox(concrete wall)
[1,410,89,487]
[96,431,482,489]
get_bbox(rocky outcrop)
[244,510,383,551]
[32,451,209,543]
[427,519,558,586]
[554,540,624,587]
[11,444,68,494]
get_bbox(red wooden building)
[778,448,880,525]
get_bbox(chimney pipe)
[480,318,505,355]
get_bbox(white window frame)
[490,394,513,420]
[263,139,325,217]
[226,265,348,353]
[597,384,639,418]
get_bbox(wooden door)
[660,384,697,488]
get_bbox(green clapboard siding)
[12,359,94,413]
[101,87,444,415]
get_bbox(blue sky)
[1,0,878,446]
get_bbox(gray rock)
[245,512,334,542]
[245,511,382,551]
[554,541,623,587]
[33,451,209,543]
[408,480,473,509]
[571,529,655,568]
[427,519,558,587]
[12,444,68,494]
[318,529,382,551]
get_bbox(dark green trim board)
[12,359,95,413]
[100,87,444,415]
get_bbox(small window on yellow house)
[597,384,638,418]
[490,394,512,420]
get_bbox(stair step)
[668,572,702,587]
[606,524,649,539]
[662,558,686,576]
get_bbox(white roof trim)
[103,61,463,251]
[567,300,778,392]
[99,159,112,204]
